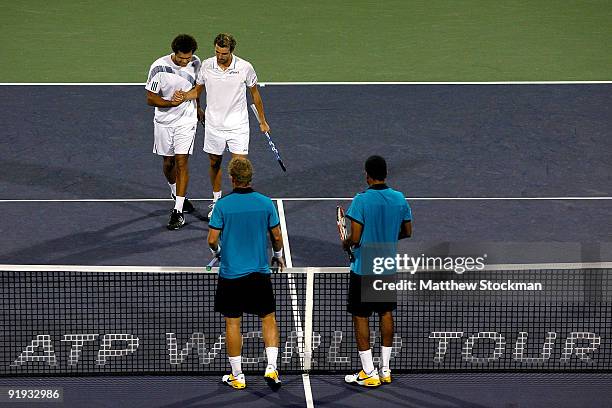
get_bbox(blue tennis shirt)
[346,184,412,275]
[209,187,280,279]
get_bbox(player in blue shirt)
[207,157,285,389]
[343,155,412,387]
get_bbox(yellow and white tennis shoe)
[344,369,381,387]
[222,373,246,389]
[264,364,282,386]
[379,367,392,384]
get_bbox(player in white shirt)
[146,34,204,230]
[177,33,270,219]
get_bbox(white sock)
[174,196,185,212]
[168,183,176,197]
[381,346,393,369]
[229,355,242,376]
[358,349,375,374]
[213,190,222,203]
[265,347,278,370]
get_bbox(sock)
[381,346,392,369]
[265,347,278,370]
[229,355,242,376]
[168,183,176,197]
[174,196,185,212]
[213,190,222,203]
[358,349,375,374]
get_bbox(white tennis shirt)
[145,54,200,127]
[196,55,258,130]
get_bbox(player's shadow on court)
[0,202,209,265]
[0,159,157,198]
[312,375,491,408]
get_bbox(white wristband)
[210,244,221,257]
[273,248,283,259]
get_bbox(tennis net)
[1,264,611,376]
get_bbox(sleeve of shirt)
[145,70,162,94]
[346,194,364,225]
[403,202,413,222]
[196,62,206,86]
[268,200,280,229]
[245,62,258,88]
[209,204,224,230]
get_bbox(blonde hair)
[229,157,253,186]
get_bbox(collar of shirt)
[213,54,238,72]
[368,183,389,190]
[233,187,254,194]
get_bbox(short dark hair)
[229,157,253,186]
[171,34,198,54]
[365,155,387,181]
[214,33,236,52]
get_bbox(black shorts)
[215,272,276,318]
[347,271,397,317]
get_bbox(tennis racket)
[336,205,355,262]
[249,104,287,172]
[205,256,218,271]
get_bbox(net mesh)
[1,266,611,376]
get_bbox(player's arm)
[181,84,205,101]
[269,225,286,270]
[399,220,412,240]
[248,85,270,133]
[146,90,183,108]
[343,220,363,251]
[207,228,221,253]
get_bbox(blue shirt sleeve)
[403,202,413,222]
[346,194,364,225]
[209,203,224,230]
[269,200,280,228]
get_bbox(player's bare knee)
[209,154,222,170]
[174,155,189,171]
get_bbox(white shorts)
[153,121,197,156]
[204,124,249,155]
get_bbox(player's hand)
[271,255,286,272]
[260,121,270,134]
[342,238,353,252]
[171,90,185,106]
[197,107,205,122]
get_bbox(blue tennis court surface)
[1,84,611,407]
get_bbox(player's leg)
[254,271,281,386]
[174,154,189,208]
[215,276,246,389]
[261,312,281,386]
[379,311,394,383]
[223,316,246,389]
[154,121,177,197]
[345,272,380,386]
[203,124,227,218]
[162,156,176,186]
[172,123,197,214]
[208,153,223,217]
[154,122,186,230]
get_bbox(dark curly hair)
[171,34,198,54]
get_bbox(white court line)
[276,199,314,408]
[0,197,610,203]
[1,81,611,86]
